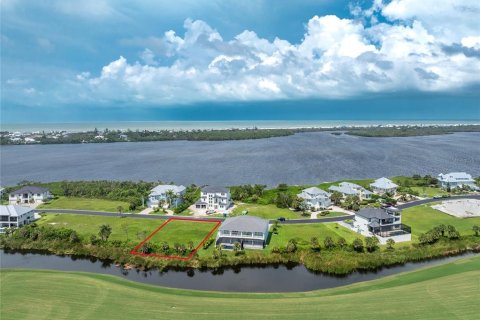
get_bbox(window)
[10,217,17,222]
[242,232,252,237]
[222,230,230,235]
[0,216,8,222]
[254,232,263,237]
[231,231,240,236]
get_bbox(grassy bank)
[39,197,133,212]
[1,255,479,320]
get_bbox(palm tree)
[165,190,175,208]
[98,224,112,241]
[117,206,123,215]
[233,242,242,255]
[386,238,395,250]
[310,237,320,252]
[330,191,343,206]
[365,236,380,252]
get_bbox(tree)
[275,192,294,208]
[117,206,123,214]
[419,233,429,245]
[165,189,176,208]
[352,238,364,252]
[437,224,446,237]
[310,237,320,252]
[98,224,112,241]
[337,237,347,249]
[323,236,335,250]
[365,236,380,252]
[286,239,297,253]
[386,238,395,250]
[296,199,310,215]
[330,191,343,206]
[473,225,480,237]
[277,183,288,191]
[233,242,242,255]
[69,231,80,243]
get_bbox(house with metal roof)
[0,205,36,233]
[9,186,52,205]
[438,172,478,190]
[328,182,372,200]
[147,184,186,208]
[353,206,411,243]
[369,177,398,195]
[297,187,332,210]
[216,216,269,249]
[195,186,232,211]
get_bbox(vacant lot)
[1,255,478,320]
[39,197,132,212]
[145,219,219,247]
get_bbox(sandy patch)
[432,199,480,218]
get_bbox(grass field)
[37,214,160,242]
[402,204,480,240]
[38,197,132,213]
[409,187,448,197]
[145,219,219,246]
[232,204,302,219]
[268,223,361,249]
[1,255,478,320]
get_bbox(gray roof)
[0,205,34,217]
[356,207,393,220]
[202,186,230,194]
[149,184,186,196]
[369,221,380,228]
[11,186,50,195]
[298,187,330,200]
[370,177,398,190]
[329,182,373,196]
[438,172,474,183]
[219,216,269,233]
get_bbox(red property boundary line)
[129,217,222,261]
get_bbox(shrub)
[323,236,335,250]
[202,238,214,249]
[352,238,364,252]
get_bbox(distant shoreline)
[1,124,480,145]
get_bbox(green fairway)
[37,214,160,242]
[38,197,132,212]
[147,219,218,246]
[268,223,361,249]
[1,255,479,320]
[403,204,480,240]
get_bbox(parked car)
[277,217,286,222]
[433,195,443,199]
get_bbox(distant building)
[195,186,232,211]
[297,187,331,210]
[216,216,269,249]
[0,205,36,233]
[370,177,398,195]
[328,182,372,200]
[147,185,186,208]
[9,186,52,205]
[438,172,478,190]
[353,206,411,243]
[0,187,4,198]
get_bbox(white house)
[216,216,269,250]
[438,172,478,190]
[0,205,36,233]
[328,182,373,200]
[297,187,332,210]
[9,186,52,205]
[353,207,411,243]
[195,186,232,211]
[0,187,4,198]
[147,184,186,208]
[370,177,398,195]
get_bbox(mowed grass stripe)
[1,255,479,320]
[146,219,219,246]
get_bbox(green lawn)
[38,197,133,213]
[37,214,160,242]
[409,187,448,197]
[147,219,218,246]
[1,255,479,320]
[232,204,302,219]
[403,204,480,240]
[268,223,361,249]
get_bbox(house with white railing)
[195,186,232,211]
[216,216,269,249]
[328,182,372,200]
[370,177,398,195]
[9,186,52,205]
[297,187,331,210]
[147,184,186,208]
[0,205,36,233]
[438,172,478,190]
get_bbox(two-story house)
[0,205,36,233]
[195,186,232,211]
[438,172,478,190]
[9,186,52,205]
[216,216,269,249]
[328,182,372,200]
[297,187,331,210]
[147,184,186,208]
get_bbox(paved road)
[36,194,480,224]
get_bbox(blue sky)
[1,0,479,122]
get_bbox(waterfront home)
[297,187,331,210]
[0,205,36,233]
[353,207,411,243]
[195,186,232,211]
[328,182,372,200]
[147,184,186,208]
[0,187,4,198]
[437,172,478,190]
[9,186,52,205]
[369,177,398,195]
[216,216,269,249]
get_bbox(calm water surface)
[1,132,479,186]
[0,250,475,292]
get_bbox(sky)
[1,0,480,123]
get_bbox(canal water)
[0,249,474,292]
